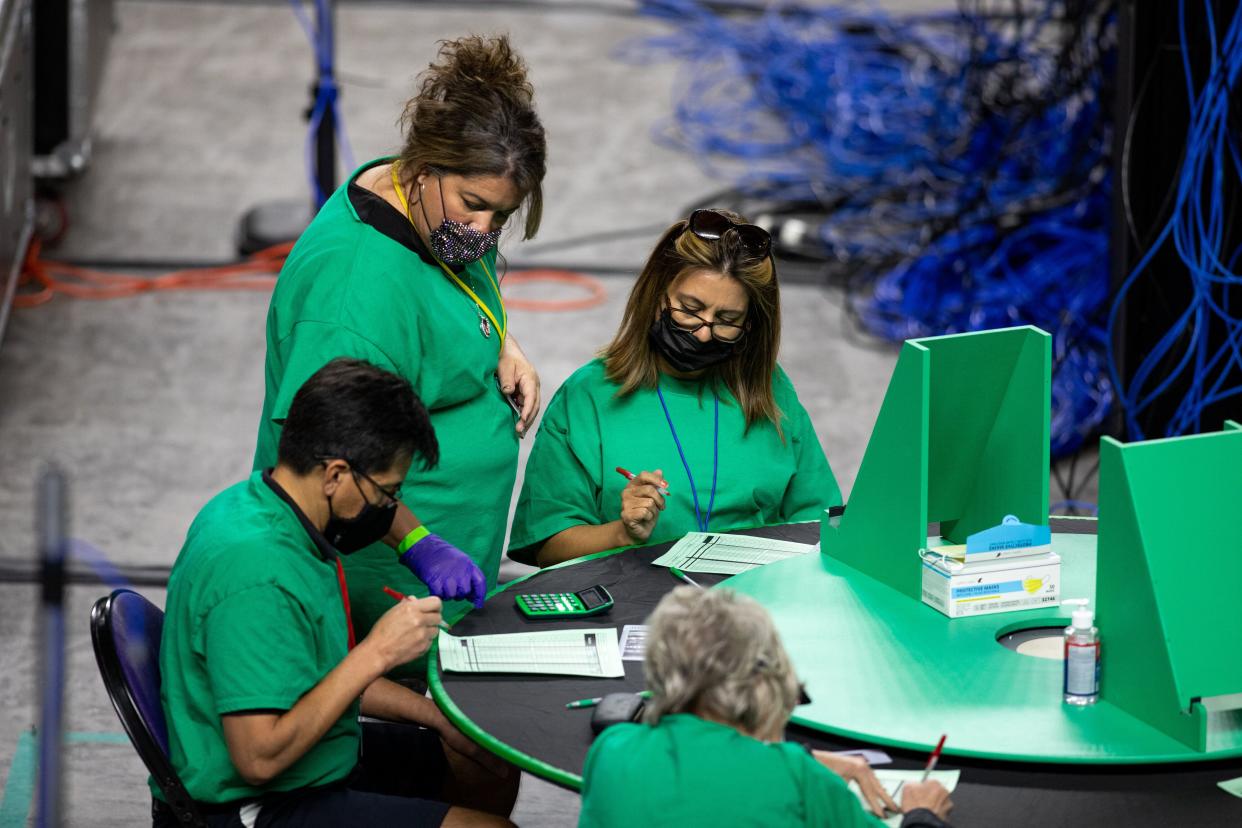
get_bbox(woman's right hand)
[361,595,443,672]
[900,780,953,821]
[618,470,669,545]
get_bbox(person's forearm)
[536,522,631,567]
[384,502,422,549]
[359,677,444,729]
[225,642,387,785]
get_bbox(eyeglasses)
[681,209,772,259]
[668,303,747,342]
[351,466,402,507]
[320,459,402,507]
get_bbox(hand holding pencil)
[360,590,444,672]
[899,734,953,820]
[615,467,670,546]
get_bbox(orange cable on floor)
[13,237,293,308]
[14,240,608,314]
[500,268,608,312]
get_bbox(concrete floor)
[0,1,1090,826]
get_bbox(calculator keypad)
[520,593,585,614]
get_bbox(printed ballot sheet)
[437,628,625,678]
[651,532,816,575]
[619,625,648,661]
[849,770,960,828]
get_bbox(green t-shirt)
[157,472,358,804]
[509,358,841,560]
[579,714,885,827]
[252,159,518,640]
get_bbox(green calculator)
[516,585,614,618]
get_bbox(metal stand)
[35,467,67,828]
[235,0,338,255]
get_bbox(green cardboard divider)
[1097,427,1242,751]
[821,326,1050,599]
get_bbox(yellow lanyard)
[390,162,507,348]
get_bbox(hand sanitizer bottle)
[1063,599,1099,706]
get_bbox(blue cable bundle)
[627,0,1115,457]
[1107,0,1242,441]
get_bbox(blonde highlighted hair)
[601,211,783,433]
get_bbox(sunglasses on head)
[680,209,772,259]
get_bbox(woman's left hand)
[497,335,541,437]
[811,750,898,817]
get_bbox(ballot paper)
[848,770,960,828]
[437,628,625,678]
[651,532,816,575]
[619,625,648,661]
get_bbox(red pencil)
[382,586,451,631]
[614,466,670,495]
[921,734,947,782]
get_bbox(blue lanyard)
[656,384,719,533]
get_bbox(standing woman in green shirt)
[253,34,546,642]
[509,209,842,567]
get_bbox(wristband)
[397,525,431,555]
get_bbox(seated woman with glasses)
[579,587,955,827]
[508,209,842,567]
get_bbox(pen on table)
[921,734,947,782]
[669,566,704,589]
[382,586,452,632]
[614,466,670,496]
[565,690,652,709]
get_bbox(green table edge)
[428,545,638,791]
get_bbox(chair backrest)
[90,589,205,827]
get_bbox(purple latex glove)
[398,533,488,608]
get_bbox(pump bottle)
[1062,599,1099,705]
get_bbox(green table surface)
[726,531,1242,764]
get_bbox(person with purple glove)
[160,358,519,825]
[250,34,547,669]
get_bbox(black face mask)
[324,487,398,554]
[648,309,739,373]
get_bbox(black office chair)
[90,589,206,827]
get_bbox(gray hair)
[643,587,801,741]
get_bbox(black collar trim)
[261,469,338,563]
[347,162,463,274]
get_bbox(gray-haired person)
[578,587,954,827]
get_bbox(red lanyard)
[333,557,357,650]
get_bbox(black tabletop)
[431,520,1242,826]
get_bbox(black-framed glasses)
[321,458,403,506]
[667,303,747,342]
[352,466,402,507]
[682,209,772,259]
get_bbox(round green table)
[726,526,1242,764]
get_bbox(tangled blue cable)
[288,0,355,206]
[1106,0,1242,440]
[626,0,1114,457]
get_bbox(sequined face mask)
[420,176,502,265]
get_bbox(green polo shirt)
[157,471,358,804]
[252,158,518,644]
[579,714,884,827]
[509,359,841,561]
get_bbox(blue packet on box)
[963,514,1050,559]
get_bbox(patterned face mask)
[422,176,502,265]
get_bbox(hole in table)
[996,625,1065,660]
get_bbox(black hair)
[277,358,439,476]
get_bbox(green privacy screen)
[1097,422,1242,751]
[820,326,1051,600]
